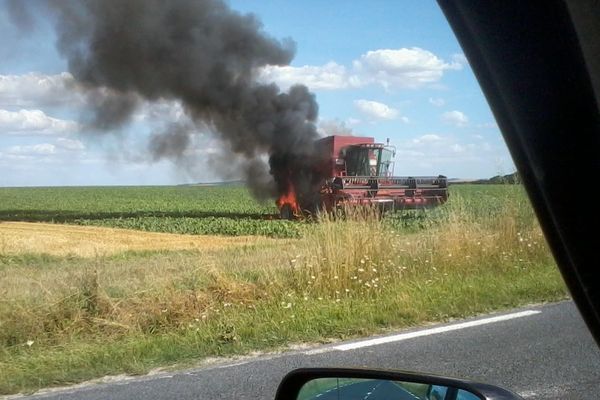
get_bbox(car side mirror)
[274,368,523,400]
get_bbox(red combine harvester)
[278,135,449,219]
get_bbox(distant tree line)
[474,172,521,184]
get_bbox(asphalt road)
[13,301,600,400]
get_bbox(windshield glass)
[345,147,388,177]
[345,147,375,176]
[378,148,394,176]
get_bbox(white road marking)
[304,348,334,355]
[331,310,541,351]
[214,361,249,369]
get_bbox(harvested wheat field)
[0,221,272,257]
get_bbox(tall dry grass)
[287,194,549,300]
[0,192,552,348]
[0,188,565,394]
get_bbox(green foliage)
[384,184,534,231]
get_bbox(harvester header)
[277,135,448,219]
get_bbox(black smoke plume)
[22,0,322,199]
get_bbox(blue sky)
[0,0,514,187]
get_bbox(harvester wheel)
[280,203,294,220]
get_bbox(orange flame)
[276,182,301,214]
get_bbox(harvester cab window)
[378,148,394,177]
[345,146,372,176]
[345,146,393,177]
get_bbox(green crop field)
[0,184,567,395]
[0,184,533,238]
[0,185,300,238]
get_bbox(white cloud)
[3,138,85,159]
[0,72,76,107]
[451,53,469,67]
[7,143,56,155]
[317,119,355,136]
[260,47,461,91]
[396,149,426,158]
[412,134,443,144]
[451,143,466,153]
[0,109,79,135]
[56,137,85,151]
[441,110,469,127]
[402,134,494,157]
[133,99,188,123]
[387,133,507,178]
[429,97,445,107]
[353,47,462,89]
[354,99,399,120]
[259,62,352,91]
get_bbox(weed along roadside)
[0,185,567,395]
